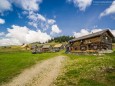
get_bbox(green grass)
[54,52,115,86]
[0,47,115,86]
[0,48,62,85]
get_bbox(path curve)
[2,56,65,86]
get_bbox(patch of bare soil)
[2,56,65,86]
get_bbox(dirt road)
[2,56,65,86]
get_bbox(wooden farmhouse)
[68,29,114,53]
[31,45,38,54]
[53,44,63,52]
[21,44,30,50]
[42,45,52,52]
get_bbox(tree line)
[48,36,75,43]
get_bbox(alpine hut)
[53,44,63,52]
[42,45,52,52]
[68,29,114,53]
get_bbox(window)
[74,47,77,50]
[93,45,98,50]
[80,46,87,51]
[105,36,108,40]
[70,47,73,50]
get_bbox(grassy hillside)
[54,52,115,86]
[0,48,62,85]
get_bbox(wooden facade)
[53,44,63,52]
[42,45,52,52]
[68,29,114,53]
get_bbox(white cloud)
[28,12,46,22]
[0,25,51,46]
[26,30,51,43]
[28,11,47,29]
[48,19,56,25]
[37,14,46,21]
[0,38,20,46]
[73,29,89,37]
[0,0,12,13]
[110,29,115,37]
[0,32,5,36]
[67,0,92,11]
[10,0,45,29]
[11,0,42,11]
[6,25,29,43]
[0,18,5,24]
[100,1,115,17]
[51,24,62,34]
[91,29,102,33]
[0,0,42,14]
[28,22,38,28]
[28,11,59,32]
[73,29,115,38]
[22,11,28,15]
[0,0,59,33]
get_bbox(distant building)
[31,45,38,54]
[21,44,30,50]
[31,45,43,54]
[68,29,114,53]
[53,44,63,52]
[42,45,52,52]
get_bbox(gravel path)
[2,56,65,86]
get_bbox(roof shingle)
[69,29,114,42]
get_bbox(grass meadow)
[0,48,61,85]
[54,52,115,86]
[0,46,115,86]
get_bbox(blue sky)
[0,0,115,46]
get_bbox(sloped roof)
[21,44,29,48]
[69,29,114,42]
[54,44,62,48]
[42,45,51,48]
